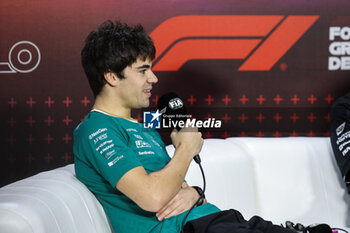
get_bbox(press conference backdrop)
[1,0,350,186]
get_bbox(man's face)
[117,57,158,109]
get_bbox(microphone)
[157,92,201,164]
[158,93,207,233]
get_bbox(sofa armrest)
[0,165,113,233]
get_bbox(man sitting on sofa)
[73,19,297,233]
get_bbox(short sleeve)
[83,126,142,188]
[149,130,171,164]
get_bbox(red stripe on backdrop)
[151,15,283,62]
[153,39,261,71]
[239,15,319,71]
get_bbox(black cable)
[181,162,206,233]
[332,228,349,233]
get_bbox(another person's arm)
[330,93,350,192]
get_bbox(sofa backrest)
[0,165,113,233]
[174,137,350,228]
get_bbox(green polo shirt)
[73,110,220,233]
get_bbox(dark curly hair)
[81,20,156,97]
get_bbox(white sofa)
[0,137,349,233]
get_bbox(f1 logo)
[151,15,319,71]
[143,111,162,129]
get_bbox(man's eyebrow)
[136,64,152,69]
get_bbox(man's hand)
[156,185,199,221]
[170,127,203,157]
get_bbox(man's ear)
[104,72,119,87]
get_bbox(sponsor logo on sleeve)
[126,128,138,132]
[336,122,346,136]
[108,155,124,167]
[89,128,107,140]
[336,131,350,145]
[151,138,161,148]
[133,134,144,140]
[89,128,117,159]
[336,129,350,157]
[138,151,155,155]
[135,140,152,148]
[95,140,113,151]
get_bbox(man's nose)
[147,70,158,83]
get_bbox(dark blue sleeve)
[330,92,350,192]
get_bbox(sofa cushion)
[167,138,258,219]
[0,166,112,233]
[167,137,350,228]
[234,137,350,226]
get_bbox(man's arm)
[116,128,203,212]
[155,182,207,221]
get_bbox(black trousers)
[184,209,296,233]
